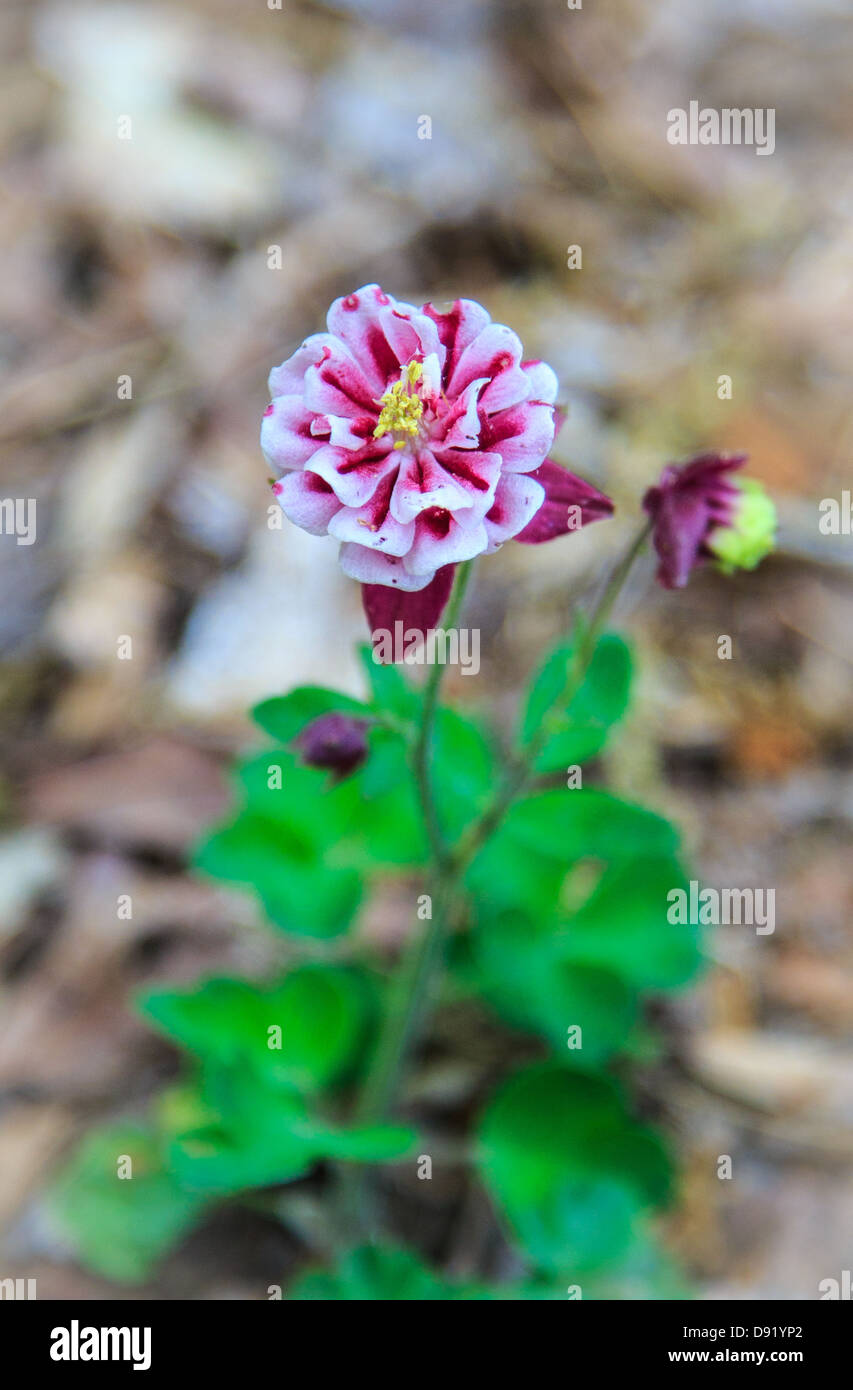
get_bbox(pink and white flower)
[262,285,612,630]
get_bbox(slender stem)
[454,520,651,866]
[411,562,473,866]
[341,563,473,1232]
[360,560,473,1121]
[573,518,652,673]
[355,869,461,1127]
[340,528,647,1235]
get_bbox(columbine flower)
[262,285,612,629]
[295,712,369,780]
[642,452,776,590]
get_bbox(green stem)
[355,868,461,1127]
[454,520,651,866]
[341,563,472,1232]
[573,518,652,673]
[411,561,473,866]
[341,527,647,1234]
[360,560,472,1121]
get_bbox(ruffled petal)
[429,447,503,507]
[483,472,546,551]
[339,543,434,590]
[521,359,559,405]
[478,398,556,473]
[268,334,331,397]
[326,285,414,393]
[402,508,488,577]
[447,322,527,410]
[318,413,377,449]
[423,298,491,386]
[306,440,396,508]
[273,470,342,536]
[328,470,415,557]
[432,377,488,450]
[261,397,327,474]
[381,305,444,373]
[303,340,381,417]
[389,448,479,525]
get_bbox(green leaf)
[258,862,363,937]
[140,970,413,1198]
[348,728,428,867]
[466,788,678,923]
[478,1063,672,1274]
[503,788,679,863]
[290,1244,493,1301]
[583,1230,692,1300]
[360,724,407,799]
[561,854,702,989]
[236,752,360,851]
[195,812,362,938]
[521,632,632,773]
[49,1124,207,1284]
[252,687,369,744]
[466,833,567,918]
[471,911,637,1062]
[196,811,306,878]
[432,707,496,838]
[170,1065,414,1197]
[170,1075,316,1194]
[140,966,367,1092]
[313,1123,416,1163]
[358,644,421,721]
[196,730,432,929]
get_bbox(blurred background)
[0,0,851,1299]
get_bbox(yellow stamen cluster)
[373,361,424,450]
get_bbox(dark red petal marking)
[359,468,397,529]
[423,300,465,382]
[307,473,334,493]
[478,404,530,450]
[348,415,379,438]
[336,442,393,476]
[291,472,334,496]
[419,506,452,538]
[430,447,491,491]
[318,361,376,411]
[365,325,403,385]
[455,351,517,397]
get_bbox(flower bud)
[643,452,774,589]
[295,712,368,780]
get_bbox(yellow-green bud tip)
[708,477,776,575]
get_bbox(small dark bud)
[295,712,369,780]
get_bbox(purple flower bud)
[642,452,747,589]
[295,712,369,780]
